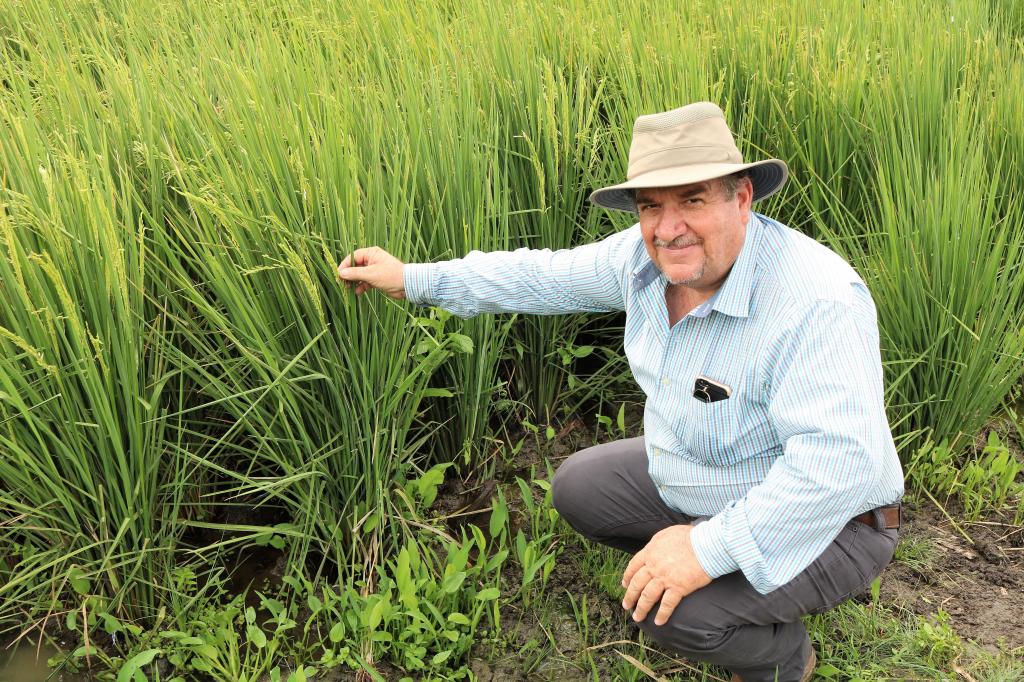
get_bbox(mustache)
[654,236,701,248]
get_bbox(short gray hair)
[719,169,751,198]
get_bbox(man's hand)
[337,247,406,299]
[621,524,712,626]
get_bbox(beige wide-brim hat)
[589,102,789,214]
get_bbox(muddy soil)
[881,499,1024,652]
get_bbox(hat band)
[628,145,742,178]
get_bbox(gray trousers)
[550,437,898,682]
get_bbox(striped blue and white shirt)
[403,212,905,594]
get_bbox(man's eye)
[686,198,704,205]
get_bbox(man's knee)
[550,450,588,523]
[634,586,737,652]
[636,616,727,654]
[551,437,645,517]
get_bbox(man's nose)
[655,204,692,241]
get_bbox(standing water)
[0,639,91,682]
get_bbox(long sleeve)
[402,227,640,318]
[689,288,901,594]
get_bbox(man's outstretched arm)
[337,228,640,318]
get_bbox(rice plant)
[0,3,1022,679]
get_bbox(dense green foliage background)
[1,0,1022,678]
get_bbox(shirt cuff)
[689,514,740,579]
[402,263,436,305]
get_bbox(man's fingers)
[621,565,651,611]
[337,246,405,299]
[630,579,665,623]
[350,246,379,267]
[337,250,360,271]
[338,247,381,275]
[339,261,378,283]
[337,262,364,280]
[653,589,684,626]
[622,553,645,588]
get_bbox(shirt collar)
[709,213,762,318]
[629,213,763,319]
[631,260,662,289]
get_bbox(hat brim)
[588,159,788,214]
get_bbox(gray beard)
[665,261,706,286]
[655,237,705,286]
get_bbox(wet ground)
[0,639,85,682]
[3,420,1021,680]
[882,499,1024,651]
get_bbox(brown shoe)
[730,648,816,682]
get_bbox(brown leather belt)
[852,503,901,530]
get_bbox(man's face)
[635,177,753,292]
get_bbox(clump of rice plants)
[1,0,1023,679]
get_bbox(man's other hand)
[621,524,712,626]
[337,247,406,299]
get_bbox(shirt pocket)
[685,393,747,466]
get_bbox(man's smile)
[661,243,698,253]
[655,237,702,252]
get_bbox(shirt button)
[661,377,671,386]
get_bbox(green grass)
[893,532,940,575]
[1,0,1023,679]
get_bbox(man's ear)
[737,176,754,221]
[739,176,754,209]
